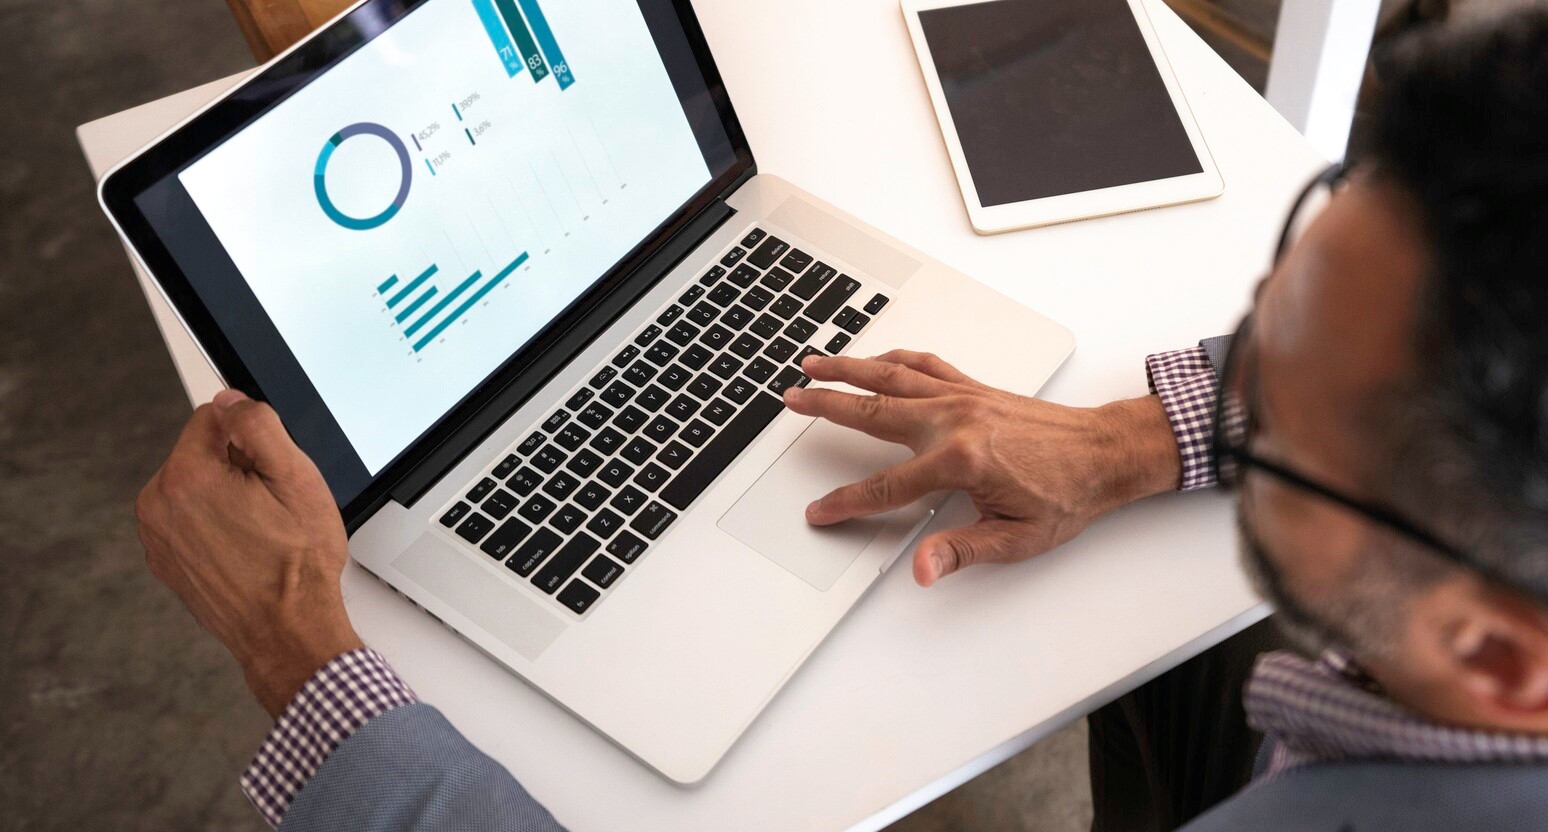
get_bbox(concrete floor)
[0,0,1274,828]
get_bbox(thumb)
[913,520,1030,587]
[211,390,305,483]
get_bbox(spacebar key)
[660,393,785,510]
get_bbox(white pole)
[1264,0,1383,161]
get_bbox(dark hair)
[1374,8,1548,600]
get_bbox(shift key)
[802,275,861,323]
[532,533,600,594]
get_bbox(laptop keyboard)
[434,226,891,618]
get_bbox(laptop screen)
[119,0,740,511]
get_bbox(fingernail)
[783,386,803,403]
[929,549,946,580]
[801,355,819,370]
[213,389,247,409]
[805,500,822,520]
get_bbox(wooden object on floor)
[226,0,353,61]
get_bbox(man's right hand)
[782,351,1182,586]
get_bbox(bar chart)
[474,0,575,89]
[377,252,531,353]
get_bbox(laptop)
[98,0,1073,782]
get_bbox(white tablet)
[901,0,1224,234]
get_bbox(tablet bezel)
[900,0,1223,235]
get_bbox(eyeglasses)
[1210,162,1489,580]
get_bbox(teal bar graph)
[395,286,438,323]
[413,252,528,352]
[386,264,438,308]
[404,271,481,338]
[377,275,399,294]
[516,0,574,89]
[472,0,523,77]
[493,0,549,83]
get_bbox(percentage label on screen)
[418,122,441,142]
[459,92,482,112]
[472,121,492,138]
[431,150,453,167]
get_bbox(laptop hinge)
[382,196,740,514]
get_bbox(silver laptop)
[98,0,1073,782]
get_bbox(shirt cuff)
[1146,346,1221,491]
[239,648,418,828]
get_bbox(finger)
[782,385,930,444]
[800,354,954,398]
[913,519,1033,587]
[869,349,983,388]
[211,391,307,483]
[805,453,952,526]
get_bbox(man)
[133,11,1548,831]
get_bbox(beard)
[1236,505,1350,658]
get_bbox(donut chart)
[314,122,413,230]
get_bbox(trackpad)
[719,418,909,590]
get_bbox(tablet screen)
[917,0,1203,207]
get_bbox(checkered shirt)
[1146,346,1221,491]
[240,648,418,827]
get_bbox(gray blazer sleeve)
[281,703,567,832]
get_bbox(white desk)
[78,1,1323,828]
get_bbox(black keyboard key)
[707,283,740,307]
[687,373,723,401]
[680,420,714,448]
[467,477,497,503]
[679,284,705,305]
[804,275,861,323]
[508,466,543,496]
[833,307,856,329]
[864,293,890,314]
[658,364,692,391]
[656,441,692,469]
[496,453,523,479]
[742,286,774,311]
[557,580,601,614]
[518,494,557,524]
[575,481,611,511]
[728,264,761,287]
[589,427,626,455]
[842,311,871,334]
[698,325,733,351]
[794,345,824,367]
[598,459,635,488]
[621,436,656,465]
[656,305,683,327]
[720,246,747,267]
[480,517,532,560]
[644,415,679,443]
[583,555,625,589]
[785,318,818,342]
[666,393,700,421]
[456,513,495,543]
[564,449,602,478]
[634,325,663,347]
[747,236,790,269]
[612,344,640,368]
[710,354,744,380]
[541,410,570,432]
[533,533,599,594]
[750,313,782,339]
[439,501,471,527]
[702,399,736,425]
[610,485,650,514]
[789,263,835,300]
[741,227,767,248]
[633,463,671,492]
[542,471,581,501]
[780,248,814,273]
[508,527,563,576]
[588,366,617,389]
[730,332,763,359]
[721,305,754,331]
[555,424,591,451]
[761,267,795,291]
[680,344,713,370]
[644,341,678,367]
[666,321,700,346]
[586,508,626,538]
[768,366,810,394]
[724,377,758,404]
[613,405,648,433]
[601,381,635,408]
[550,504,587,535]
[577,401,614,429]
[661,393,785,511]
[631,501,679,539]
[624,361,657,388]
[637,384,670,412]
[565,388,594,410]
[608,531,648,564]
[764,337,798,363]
[688,301,719,326]
[533,445,567,473]
[483,488,519,520]
[825,332,852,353]
[771,296,802,320]
[516,432,545,457]
[744,357,777,383]
[698,265,726,286]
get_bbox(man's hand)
[783,351,1181,586]
[135,390,363,717]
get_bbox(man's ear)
[1435,580,1548,714]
